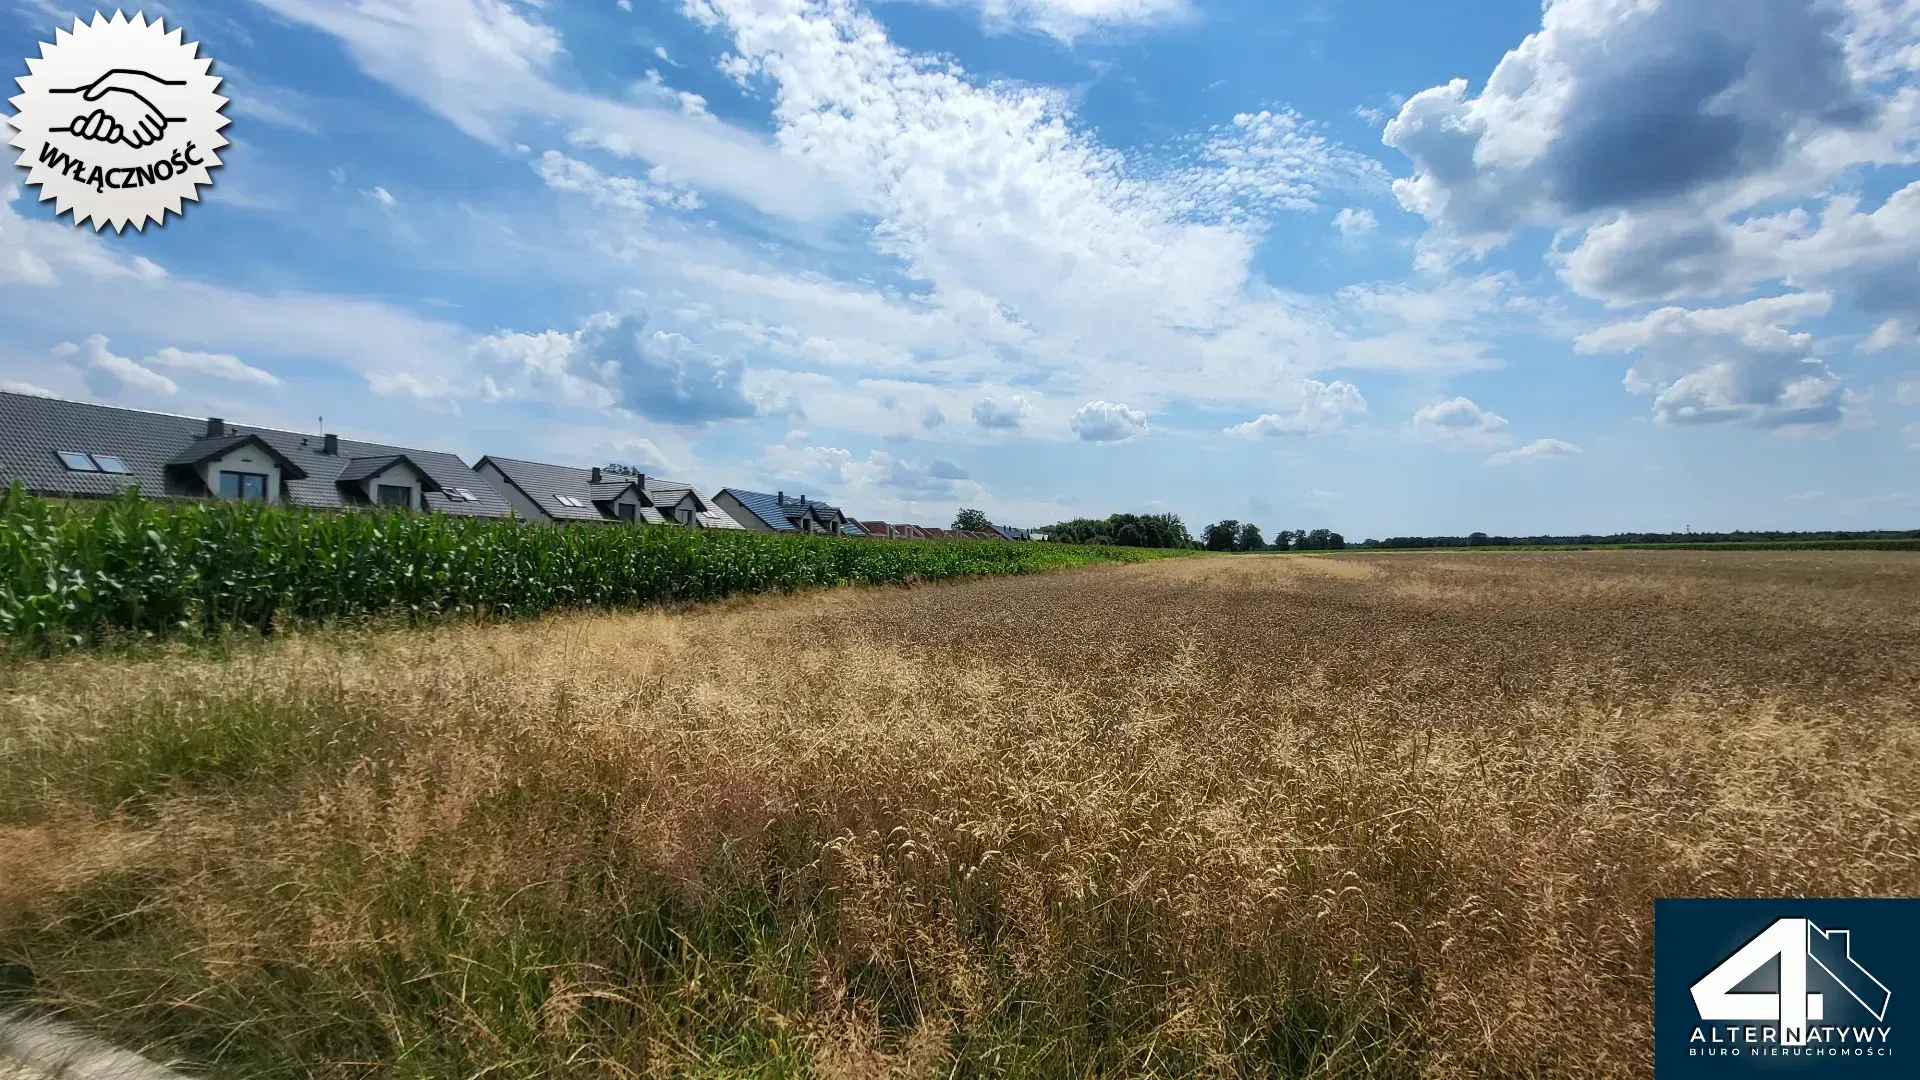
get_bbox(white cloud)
[1406,396,1510,450]
[904,0,1191,41]
[972,395,1032,431]
[54,335,179,396]
[1906,422,1920,449]
[1898,379,1920,406]
[145,346,283,387]
[1333,207,1377,236]
[1225,378,1367,437]
[1069,400,1148,442]
[0,380,58,398]
[764,444,974,499]
[1485,438,1582,466]
[1384,0,1920,282]
[477,311,761,423]
[1577,294,1851,430]
[366,186,397,208]
[245,0,851,220]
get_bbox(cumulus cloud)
[765,444,974,499]
[477,312,759,423]
[144,346,282,387]
[1384,0,1920,312]
[0,380,58,398]
[1406,396,1511,450]
[1385,0,1887,248]
[53,335,178,397]
[1577,293,1850,429]
[1333,207,1378,236]
[921,404,946,430]
[1225,378,1367,437]
[1069,400,1149,442]
[1486,438,1583,466]
[972,395,1033,431]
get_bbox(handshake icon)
[50,68,187,149]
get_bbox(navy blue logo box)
[1655,899,1917,1077]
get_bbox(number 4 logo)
[1691,917,1892,1046]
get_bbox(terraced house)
[472,456,741,529]
[0,390,511,518]
[714,489,867,535]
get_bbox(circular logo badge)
[7,11,229,232]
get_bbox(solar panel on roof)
[56,451,98,472]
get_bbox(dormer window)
[219,471,269,501]
[377,484,412,508]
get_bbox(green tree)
[953,508,992,532]
[1203,519,1241,551]
[1040,513,1194,549]
[1235,522,1265,551]
[1273,529,1296,551]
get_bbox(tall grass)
[0,485,1170,651]
[0,552,1915,1076]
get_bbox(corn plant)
[0,484,1171,651]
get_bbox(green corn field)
[0,484,1174,651]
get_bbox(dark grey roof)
[166,433,310,479]
[479,456,735,527]
[0,391,510,517]
[643,478,742,529]
[337,454,444,492]
[719,489,858,532]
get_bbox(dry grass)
[1,552,1917,1078]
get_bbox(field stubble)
[1,551,1916,1078]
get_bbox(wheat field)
[1,551,1917,1078]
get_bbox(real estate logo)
[1656,899,1916,1077]
[7,11,228,232]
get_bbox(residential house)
[715,489,867,535]
[992,525,1031,541]
[0,391,511,517]
[473,456,741,528]
[857,521,935,540]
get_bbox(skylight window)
[553,494,587,508]
[453,487,477,502]
[93,455,129,474]
[57,451,98,471]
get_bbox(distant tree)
[1235,522,1265,551]
[1272,529,1296,551]
[1040,513,1193,549]
[1326,531,1346,550]
[953,508,992,532]
[1468,531,1489,547]
[1203,519,1241,551]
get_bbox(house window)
[92,455,129,474]
[377,484,412,508]
[56,451,97,471]
[218,471,268,501]
[616,503,637,522]
[677,508,693,525]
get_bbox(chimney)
[591,466,602,484]
[777,490,784,503]
[206,417,225,438]
[322,433,338,456]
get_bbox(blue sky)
[4,0,1918,539]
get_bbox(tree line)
[1200,521,1346,552]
